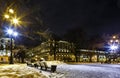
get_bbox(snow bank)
[0,64,47,78]
[40,61,67,78]
[45,61,66,67]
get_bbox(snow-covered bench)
[26,61,39,68]
[40,61,57,72]
[26,61,33,66]
[40,61,51,70]
[27,61,59,72]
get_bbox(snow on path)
[56,64,120,78]
[22,61,120,78]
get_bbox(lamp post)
[108,35,119,63]
[4,8,20,64]
[7,28,18,64]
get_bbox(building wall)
[40,40,120,63]
[77,49,107,62]
[0,56,9,62]
[0,38,14,63]
[40,40,76,61]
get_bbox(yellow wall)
[0,56,9,62]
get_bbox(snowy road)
[55,64,120,78]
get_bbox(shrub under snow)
[0,64,47,78]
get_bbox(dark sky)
[32,0,120,35]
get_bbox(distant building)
[40,40,76,62]
[39,40,108,62]
[76,49,107,62]
[37,37,120,63]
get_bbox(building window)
[1,39,4,43]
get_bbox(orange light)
[9,9,14,14]
[4,14,9,19]
[113,36,116,39]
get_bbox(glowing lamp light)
[115,40,119,42]
[113,36,116,39]
[12,18,19,24]
[4,14,9,19]
[7,29,13,35]
[13,31,18,37]
[110,40,113,43]
[6,28,18,37]
[9,9,14,14]
[110,45,118,50]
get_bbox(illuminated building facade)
[76,49,107,62]
[39,36,120,62]
[40,40,76,61]
[40,40,107,62]
[39,40,110,63]
[0,38,15,63]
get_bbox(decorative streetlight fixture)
[109,35,119,52]
[6,28,18,64]
[110,45,118,51]
[9,9,14,14]
[108,35,120,63]
[3,8,22,64]
[4,8,14,19]
[4,14,10,19]
[11,17,19,26]
[4,9,20,26]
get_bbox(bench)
[40,61,57,72]
[26,61,57,72]
[26,61,32,66]
[26,61,39,67]
[39,61,50,70]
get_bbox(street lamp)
[4,14,10,19]
[6,28,18,64]
[4,9,20,26]
[108,35,120,63]
[110,45,118,51]
[3,8,20,64]
[9,9,14,14]
[12,18,19,26]
[4,8,14,19]
[109,36,119,53]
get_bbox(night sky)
[31,0,120,35]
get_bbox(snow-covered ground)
[37,61,120,78]
[1,62,120,78]
[55,64,120,78]
[0,64,47,78]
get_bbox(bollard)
[51,65,57,72]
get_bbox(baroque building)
[39,40,109,63]
[40,40,76,62]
